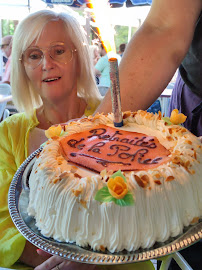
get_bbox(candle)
[109,57,123,127]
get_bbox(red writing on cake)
[60,125,170,172]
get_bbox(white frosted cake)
[27,110,202,252]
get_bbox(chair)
[159,251,193,270]
[0,83,12,122]
[158,85,173,117]
[3,108,10,119]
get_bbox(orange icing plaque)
[60,124,170,172]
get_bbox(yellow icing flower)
[107,176,128,200]
[170,109,187,125]
[45,125,62,139]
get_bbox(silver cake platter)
[8,148,202,265]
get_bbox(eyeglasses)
[0,44,9,49]
[20,42,77,69]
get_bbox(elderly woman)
[0,9,154,270]
[0,9,101,269]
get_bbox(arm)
[0,116,47,268]
[0,120,26,267]
[95,57,105,76]
[19,241,48,267]
[2,57,11,84]
[95,67,101,76]
[96,0,202,114]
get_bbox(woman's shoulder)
[0,111,37,132]
[0,112,27,128]
[0,112,38,151]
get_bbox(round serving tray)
[8,148,202,265]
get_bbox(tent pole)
[85,10,91,45]
[28,0,30,12]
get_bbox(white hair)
[11,9,101,114]
[89,45,98,61]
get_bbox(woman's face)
[24,20,79,104]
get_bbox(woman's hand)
[19,241,48,267]
[35,250,98,270]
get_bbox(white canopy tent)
[0,0,86,78]
[0,0,45,20]
[0,0,46,78]
[0,0,150,78]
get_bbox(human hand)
[35,250,98,270]
[19,241,48,267]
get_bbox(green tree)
[2,20,17,37]
[114,25,137,52]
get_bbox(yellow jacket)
[0,110,39,267]
[0,108,154,270]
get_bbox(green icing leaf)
[41,129,68,148]
[40,141,47,148]
[115,192,134,207]
[60,130,69,137]
[162,117,182,126]
[94,186,115,203]
[94,171,134,206]
[162,117,173,125]
[111,170,126,182]
[94,187,134,206]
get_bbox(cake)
[27,110,202,253]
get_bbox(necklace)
[42,108,54,126]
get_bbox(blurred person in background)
[1,35,12,84]
[2,54,8,66]
[89,44,100,65]
[95,43,121,96]
[118,43,127,57]
[89,44,100,84]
